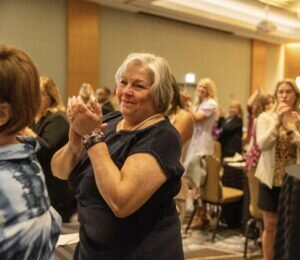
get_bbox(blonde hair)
[115,53,174,114]
[78,83,95,105]
[231,100,243,119]
[40,75,65,113]
[272,79,300,112]
[195,78,217,104]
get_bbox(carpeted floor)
[182,226,263,260]
[55,215,263,260]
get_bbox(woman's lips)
[121,100,135,105]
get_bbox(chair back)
[247,167,262,219]
[201,155,222,203]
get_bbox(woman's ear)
[0,103,11,127]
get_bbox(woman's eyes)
[119,81,146,89]
[134,83,145,89]
[278,90,293,95]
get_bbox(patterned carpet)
[54,215,263,260]
[183,226,263,260]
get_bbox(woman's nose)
[123,84,133,95]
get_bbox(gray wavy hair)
[115,53,174,114]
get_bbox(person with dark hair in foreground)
[0,44,61,259]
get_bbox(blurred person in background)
[245,87,274,145]
[245,93,275,248]
[95,86,115,115]
[167,75,194,147]
[217,100,243,159]
[179,90,192,110]
[184,78,218,165]
[183,77,218,229]
[78,82,95,106]
[246,93,274,171]
[167,75,194,222]
[23,76,76,222]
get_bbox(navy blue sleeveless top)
[69,112,184,259]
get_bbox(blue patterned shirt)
[0,137,61,260]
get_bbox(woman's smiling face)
[196,84,208,99]
[116,61,156,121]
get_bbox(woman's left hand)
[67,96,103,137]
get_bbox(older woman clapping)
[51,53,184,259]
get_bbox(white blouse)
[184,98,217,168]
[255,111,300,188]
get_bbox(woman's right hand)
[66,97,106,151]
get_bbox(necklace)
[122,113,162,131]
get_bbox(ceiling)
[87,0,300,44]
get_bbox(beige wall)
[266,43,284,94]
[285,44,300,82]
[67,0,99,97]
[0,2,285,113]
[251,40,283,96]
[0,0,67,100]
[99,7,251,113]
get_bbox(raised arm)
[247,88,260,108]
[188,105,207,122]
[66,97,172,218]
[188,99,217,123]
[51,134,84,180]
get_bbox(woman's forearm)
[190,109,206,122]
[87,142,166,218]
[87,142,124,214]
[51,143,83,180]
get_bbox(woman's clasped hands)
[67,96,104,147]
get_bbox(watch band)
[81,130,105,150]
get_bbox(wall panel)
[67,0,99,97]
[98,7,252,112]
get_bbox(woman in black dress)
[23,76,76,222]
[51,53,184,259]
[218,100,243,158]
